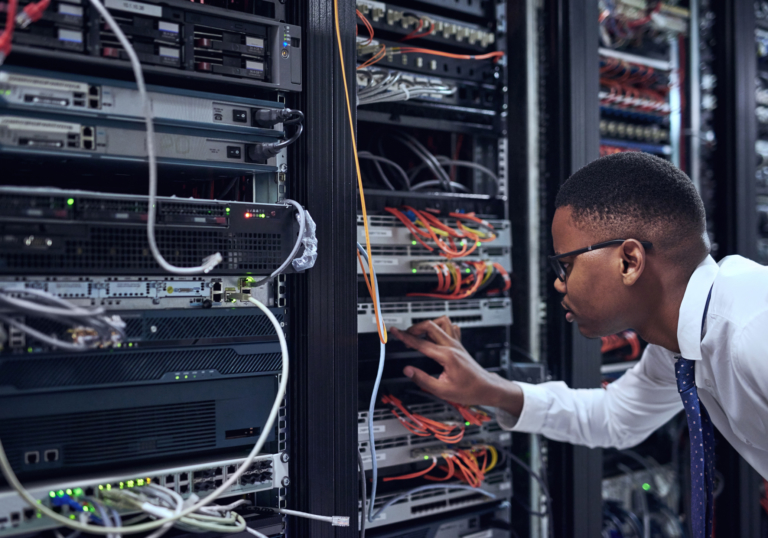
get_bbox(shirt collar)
[677,255,719,360]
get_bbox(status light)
[642,483,651,491]
[423,455,429,460]
[65,489,73,496]
[67,198,75,206]
[245,212,252,218]
[411,268,417,274]
[464,421,471,426]
[49,492,56,498]
[57,490,65,497]
[137,479,145,486]
[73,488,83,496]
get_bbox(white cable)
[86,0,221,275]
[249,199,306,288]
[0,295,288,535]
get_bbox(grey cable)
[357,449,367,538]
[391,134,452,192]
[370,485,496,522]
[408,156,499,196]
[410,180,470,193]
[0,315,89,351]
[501,448,554,538]
[358,152,411,190]
[249,199,307,288]
[219,177,240,200]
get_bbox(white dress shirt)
[498,254,768,479]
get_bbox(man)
[391,152,768,537]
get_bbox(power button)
[281,49,289,58]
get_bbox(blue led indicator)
[283,42,288,46]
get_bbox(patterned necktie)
[676,356,715,538]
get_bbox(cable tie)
[331,516,350,526]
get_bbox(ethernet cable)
[0,294,288,534]
[247,199,307,288]
[357,450,367,538]
[86,0,222,275]
[356,243,386,523]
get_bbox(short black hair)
[555,152,708,264]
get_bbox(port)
[227,465,236,474]
[211,281,223,303]
[179,472,188,481]
[193,469,215,480]
[24,451,39,464]
[45,449,59,462]
[165,474,174,483]
[82,126,93,137]
[74,100,86,107]
[179,484,189,494]
[23,509,34,520]
[226,146,242,159]
[73,92,85,99]
[214,479,223,488]
[10,513,19,526]
[18,138,63,148]
[84,487,94,496]
[89,99,100,109]
[83,139,93,150]
[89,86,99,96]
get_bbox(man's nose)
[554,277,566,294]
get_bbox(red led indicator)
[245,212,252,218]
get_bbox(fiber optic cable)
[335,0,387,344]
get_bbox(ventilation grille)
[77,198,148,214]
[158,202,227,217]
[0,194,68,211]
[17,311,283,344]
[0,347,282,390]
[2,401,216,468]
[2,227,284,273]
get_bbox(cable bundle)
[600,57,670,115]
[383,445,499,488]
[385,206,497,259]
[407,260,510,300]
[357,68,456,106]
[381,394,465,443]
[598,0,666,49]
[0,288,126,351]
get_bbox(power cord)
[247,122,304,161]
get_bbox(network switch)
[357,298,512,333]
[365,503,508,538]
[0,187,300,276]
[358,422,509,471]
[0,275,271,311]
[0,453,287,536]
[356,0,495,50]
[1,372,281,481]
[363,470,511,530]
[0,306,285,353]
[0,112,282,170]
[358,215,512,247]
[0,67,287,137]
[4,0,302,91]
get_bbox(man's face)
[551,207,631,338]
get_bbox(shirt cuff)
[495,381,551,433]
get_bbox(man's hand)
[391,316,524,416]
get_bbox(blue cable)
[356,243,386,523]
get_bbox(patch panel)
[358,39,498,84]
[0,67,286,136]
[365,503,509,538]
[4,0,302,91]
[358,422,509,471]
[362,470,511,530]
[357,298,512,333]
[359,401,475,443]
[599,120,669,144]
[357,215,512,247]
[0,276,271,310]
[0,187,299,276]
[356,0,495,51]
[0,454,286,537]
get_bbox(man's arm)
[395,320,684,450]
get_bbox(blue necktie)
[676,356,715,538]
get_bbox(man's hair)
[555,152,708,266]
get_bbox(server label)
[105,0,162,17]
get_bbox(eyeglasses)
[549,239,653,282]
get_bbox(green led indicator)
[460,240,466,246]
[106,484,111,490]
[137,479,145,486]
[423,455,429,460]
[184,375,188,379]
[37,513,42,519]
[98,485,104,490]
[73,488,83,496]
[465,269,471,274]
[246,276,255,282]
[65,489,72,496]
[226,207,230,214]
[119,482,124,489]
[67,198,75,206]
[231,298,237,303]
[642,483,651,491]
[57,490,65,497]
[49,492,56,498]
[465,421,471,426]
[69,515,76,520]
[128,343,133,347]
[27,347,33,353]
[412,240,417,245]
[127,480,135,488]
[175,375,180,380]
[411,268,417,274]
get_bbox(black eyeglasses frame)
[548,239,653,282]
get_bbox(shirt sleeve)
[496,344,684,450]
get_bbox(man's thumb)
[403,366,441,394]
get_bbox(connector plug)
[15,11,32,28]
[16,0,50,28]
[246,142,281,162]
[252,108,303,128]
[331,516,350,527]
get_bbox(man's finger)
[452,324,461,342]
[391,328,450,366]
[431,316,457,338]
[403,366,445,396]
[405,320,455,346]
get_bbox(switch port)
[25,451,39,464]
[45,449,59,462]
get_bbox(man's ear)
[619,239,646,286]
